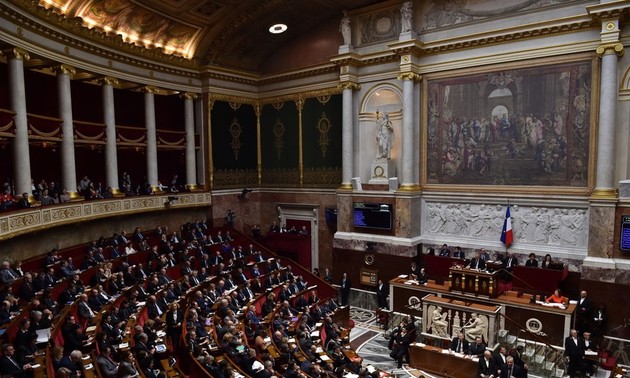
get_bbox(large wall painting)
[425,59,592,187]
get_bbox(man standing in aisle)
[340,272,351,306]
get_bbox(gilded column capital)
[254,103,261,116]
[338,82,360,91]
[397,72,422,81]
[180,92,198,100]
[1,47,30,61]
[50,64,76,76]
[141,85,160,94]
[99,76,119,86]
[596,42,624,58]
[208,99,215,111]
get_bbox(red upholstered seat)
[599,350,616,370]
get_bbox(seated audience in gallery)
[438,244,451,257]
[452,246,465,259]
[525,253,538,267]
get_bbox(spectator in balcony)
[58,188,71,204]
[0,187,16,210]
[39,189,55,206]
[16,192,30,209]
[78,175,91,194]
[102,186,114,199]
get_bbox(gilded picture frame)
[422,53,598,194]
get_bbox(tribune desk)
[449,266,500,298]
[390,277,576,346]
[409,343,479,378]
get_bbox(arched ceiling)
[35,0,384,72]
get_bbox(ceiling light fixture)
[269,24,288,34]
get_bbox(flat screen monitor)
[353,202,392,230]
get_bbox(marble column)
[101,77,120,194]
[6,48,32,197]
[340,82,357,190]
[182,92,198,190]
[592,44,624,198]
[143,86,159,192]
[53,65,79,198]
[399,73,420,190]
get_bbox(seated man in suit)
[0,343,32,377]
[469,336,487,357]
[453,246,465,259]
[96,346,119,378]
[478,350,497,378]
[450,331,470,354]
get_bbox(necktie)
[509,367,512,377]
[458,341,462,353]
[156,304,162,316]
[7,270,15,279]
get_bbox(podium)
[449,267,499,298]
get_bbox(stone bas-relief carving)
[426,306,489,341]
[422,0,577,30]
[359,9,400,45]
[424,202,588,248]
[427,305,449,337]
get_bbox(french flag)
[500,205,513,247]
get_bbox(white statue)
[376,111,394,160]
[401,1,413,33]
[462,313,488,342]
[340,11,351,45]
[428,306,449,337]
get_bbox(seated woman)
[541,254,553,269]
[545,289,568,304]
[525,253,538,267]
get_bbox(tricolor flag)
[500,205,513,247]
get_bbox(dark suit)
[389,330,410,368]
[500,364,525,378]
[0,355,25,377]
[450,337,470,354]
[340,277,351,306]
[565,336,584,376]
[576,297,593,332]
[376,282,388,309]
[469,342,487,357]
[477,356,497,378]
[469,257,486,270]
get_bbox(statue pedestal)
[369,159,395,185]
[399,31,417,41]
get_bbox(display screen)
[353,202,392,230]
[620,215,630,251]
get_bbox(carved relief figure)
[462,313,488,342]
[428,306,449,337]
